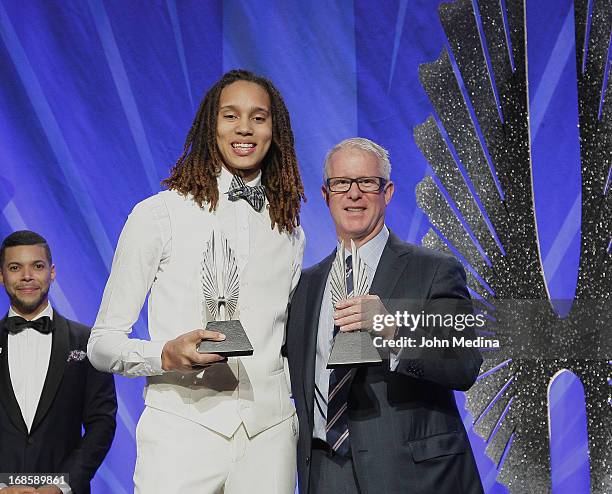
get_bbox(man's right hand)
[161,329,226,372]
[0,487,37,493]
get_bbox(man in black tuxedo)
[0,231,116,494]
[286,138,484,494]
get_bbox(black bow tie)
[226,175,266,212]
[6,316,53,335]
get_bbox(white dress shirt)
[313,226,389,440]
[7,303,54,433]
[4,304,72,494]
[89,166,305,438]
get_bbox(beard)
[8,285,50,316]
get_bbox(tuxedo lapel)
[302,253,335,421]
[31,311,69,433]
[0,316,28,434]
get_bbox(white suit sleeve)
[88,196,171,377]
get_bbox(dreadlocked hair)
[162,69,306,234]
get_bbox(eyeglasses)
[326,176,387,193]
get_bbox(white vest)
[143,190,301,437]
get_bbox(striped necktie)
[326,255,353,456]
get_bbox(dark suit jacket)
[0,311,117,494]
[286,232,484,494]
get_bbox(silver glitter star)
[414,0,611,492]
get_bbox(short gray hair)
[323,137,391,180]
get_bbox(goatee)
[9,286,49,316]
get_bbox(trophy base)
[327,331,382,368]
[197,320,254,357]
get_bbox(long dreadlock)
[162,69,305,233]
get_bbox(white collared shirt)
[7,302,54,432]
[313,226,389,440]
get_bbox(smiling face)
[0,244,55,318]
[322,148,394,248]
[216,80,273,181]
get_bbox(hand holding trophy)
[327,239,382,368]
[197,232,254,357]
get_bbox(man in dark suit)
[286,138,484,494]
[0,231,116,494]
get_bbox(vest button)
[27,437,34,445]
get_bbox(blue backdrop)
[0,1,598,492]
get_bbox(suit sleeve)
[393,255,483,391]
[282,227,305,355]
[59,359,117,494]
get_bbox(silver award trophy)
[196,232,254,357]
[327,240,382,368]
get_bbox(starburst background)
[0,1,608,492]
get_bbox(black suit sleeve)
[59,361,117,493]
[394,255,483,391]
[285,272,312,401]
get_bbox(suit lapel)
[301,234,412,420]
[302,253,335,421]
[369,231,413,301]
[31,310,69,432]
[0,316,28,434]
[302,235,412,400]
